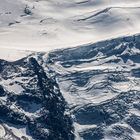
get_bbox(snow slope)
[0,48,33,61]
[0,0,140,59]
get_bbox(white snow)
[0,125,5,138]
[133,133,140,140]
[74,122,97,133]
[74,122,97,140]
[0,78,24,94]
[4,123,34,140]
[0,0,140,60]
[129,109,140,117]
[0,47,32,61]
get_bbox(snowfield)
[0,0,140,60]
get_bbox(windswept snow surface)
[47,34,140,140]
[0,48,33,61]
[0,0,140,59]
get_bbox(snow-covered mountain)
[47,34,140,140]
[0,0,140,140]
[0,34,140,140]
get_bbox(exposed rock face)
[0,57,74,140]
